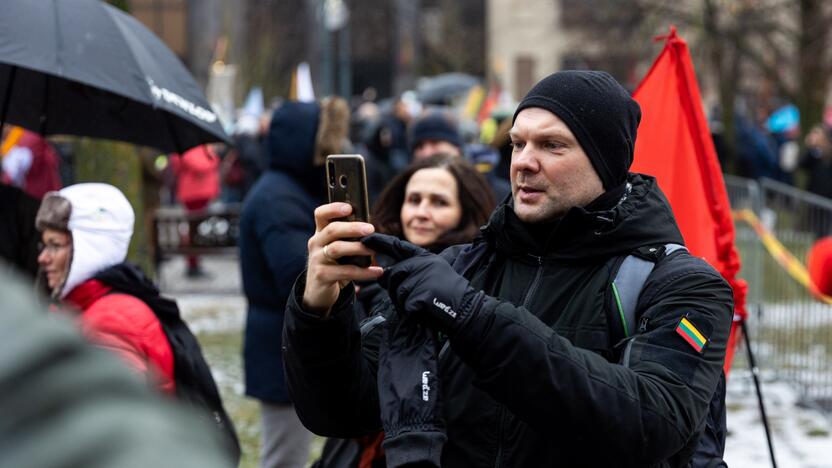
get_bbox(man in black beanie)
[285,70,733,467]
[409,111,465,161]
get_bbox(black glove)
[377,311,446,467]
[362,233,483,335]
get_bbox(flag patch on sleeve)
[676,317,708,353]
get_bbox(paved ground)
[158,255,242,295]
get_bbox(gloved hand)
[362,233,483,335]
[377,311,446,467]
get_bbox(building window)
[129,0,188,58]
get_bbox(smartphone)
[326,154,372,267]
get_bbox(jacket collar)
[64,279,112,311]
[483,173,684,261]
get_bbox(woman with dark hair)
[372,153,495,252]
[352,154,495,320]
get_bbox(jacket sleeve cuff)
[448,294,498,361]
[284,271,357,363]
[288,270,355,320]
[382,431,446,468]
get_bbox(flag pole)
[740,307,777,468]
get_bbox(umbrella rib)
[104,6,150,103]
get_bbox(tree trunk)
[704,0,738,172]
[797,0,829,138]
[73,140,154,277]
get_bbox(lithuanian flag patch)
[676,317,708,353]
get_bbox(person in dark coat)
[799,124,832,238]
[283,71,734,467]
[240,97,350,468]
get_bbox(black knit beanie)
[512,70,641,189]
[409,112,463,153]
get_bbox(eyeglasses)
[38,242,70,254]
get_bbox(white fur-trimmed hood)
[58,183,134,298]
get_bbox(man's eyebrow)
[511,128,574,141]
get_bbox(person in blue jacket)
[240,97,350,468]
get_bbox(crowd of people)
[4,67,832,468]
[0,81,516,468]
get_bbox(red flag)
[631,27,747,374]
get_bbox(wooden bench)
[152,203,242,272]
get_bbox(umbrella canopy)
[417,73,480,105]
[0,0,229,153]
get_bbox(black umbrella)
[0,0,230,153]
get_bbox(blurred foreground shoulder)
[0,267,233,468]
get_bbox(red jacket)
[172,145,220,204]
[64,279,176,394]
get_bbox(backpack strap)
[610,243,687,339]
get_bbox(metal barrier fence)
[724,175,832,410]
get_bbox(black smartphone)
[326,154,372,268]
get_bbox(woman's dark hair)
[372,154,496,251]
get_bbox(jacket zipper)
[622,316,649,367]
[492,256,542,468]
[494,405,507,468]
[521,255,544,309]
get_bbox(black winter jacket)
[283,174,734,467]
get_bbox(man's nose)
[511,146,540,173]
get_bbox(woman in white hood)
[35,183,175,393]
[35,183,242,461]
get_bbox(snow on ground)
[175,293,246,334]
[725,370,832,468]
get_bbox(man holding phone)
[284,71,733,467]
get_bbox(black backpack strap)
[94,263,241,463]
